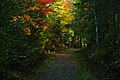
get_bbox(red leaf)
[40,21,47,26]
[46,8,55,13]
[41,0,56,3]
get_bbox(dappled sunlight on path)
[38,49,79,80]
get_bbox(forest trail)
[38,49,79,80]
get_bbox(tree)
[0,0,56,79]
[45,0,74,49]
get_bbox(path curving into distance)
[39,49,79,80]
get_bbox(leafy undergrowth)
[74,50,97,80]
[74,48,120,80]
[19,52,55,80]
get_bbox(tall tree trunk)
[79,35,82,48]
[111,0,117,51]
[94,0,100,47]
[94,10,99,47]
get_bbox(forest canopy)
[0,0,120,80]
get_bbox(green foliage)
[0,0,54,79]
[72,0,120,80]
[0,0,75,79]
[0,0,119,79]
[74,50,97,80]
[65,29,74,43]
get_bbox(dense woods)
[0,0,120,80]
[73,0,120,80]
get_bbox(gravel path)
[39,49,79,80]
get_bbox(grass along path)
[74,50,98,80]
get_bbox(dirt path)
[38,49,79,80]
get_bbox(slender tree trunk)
[111,0,117,51]
[94,10,99,47]
[79,35,82,48]
[117,0,120,49]
[112,13,116,48]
